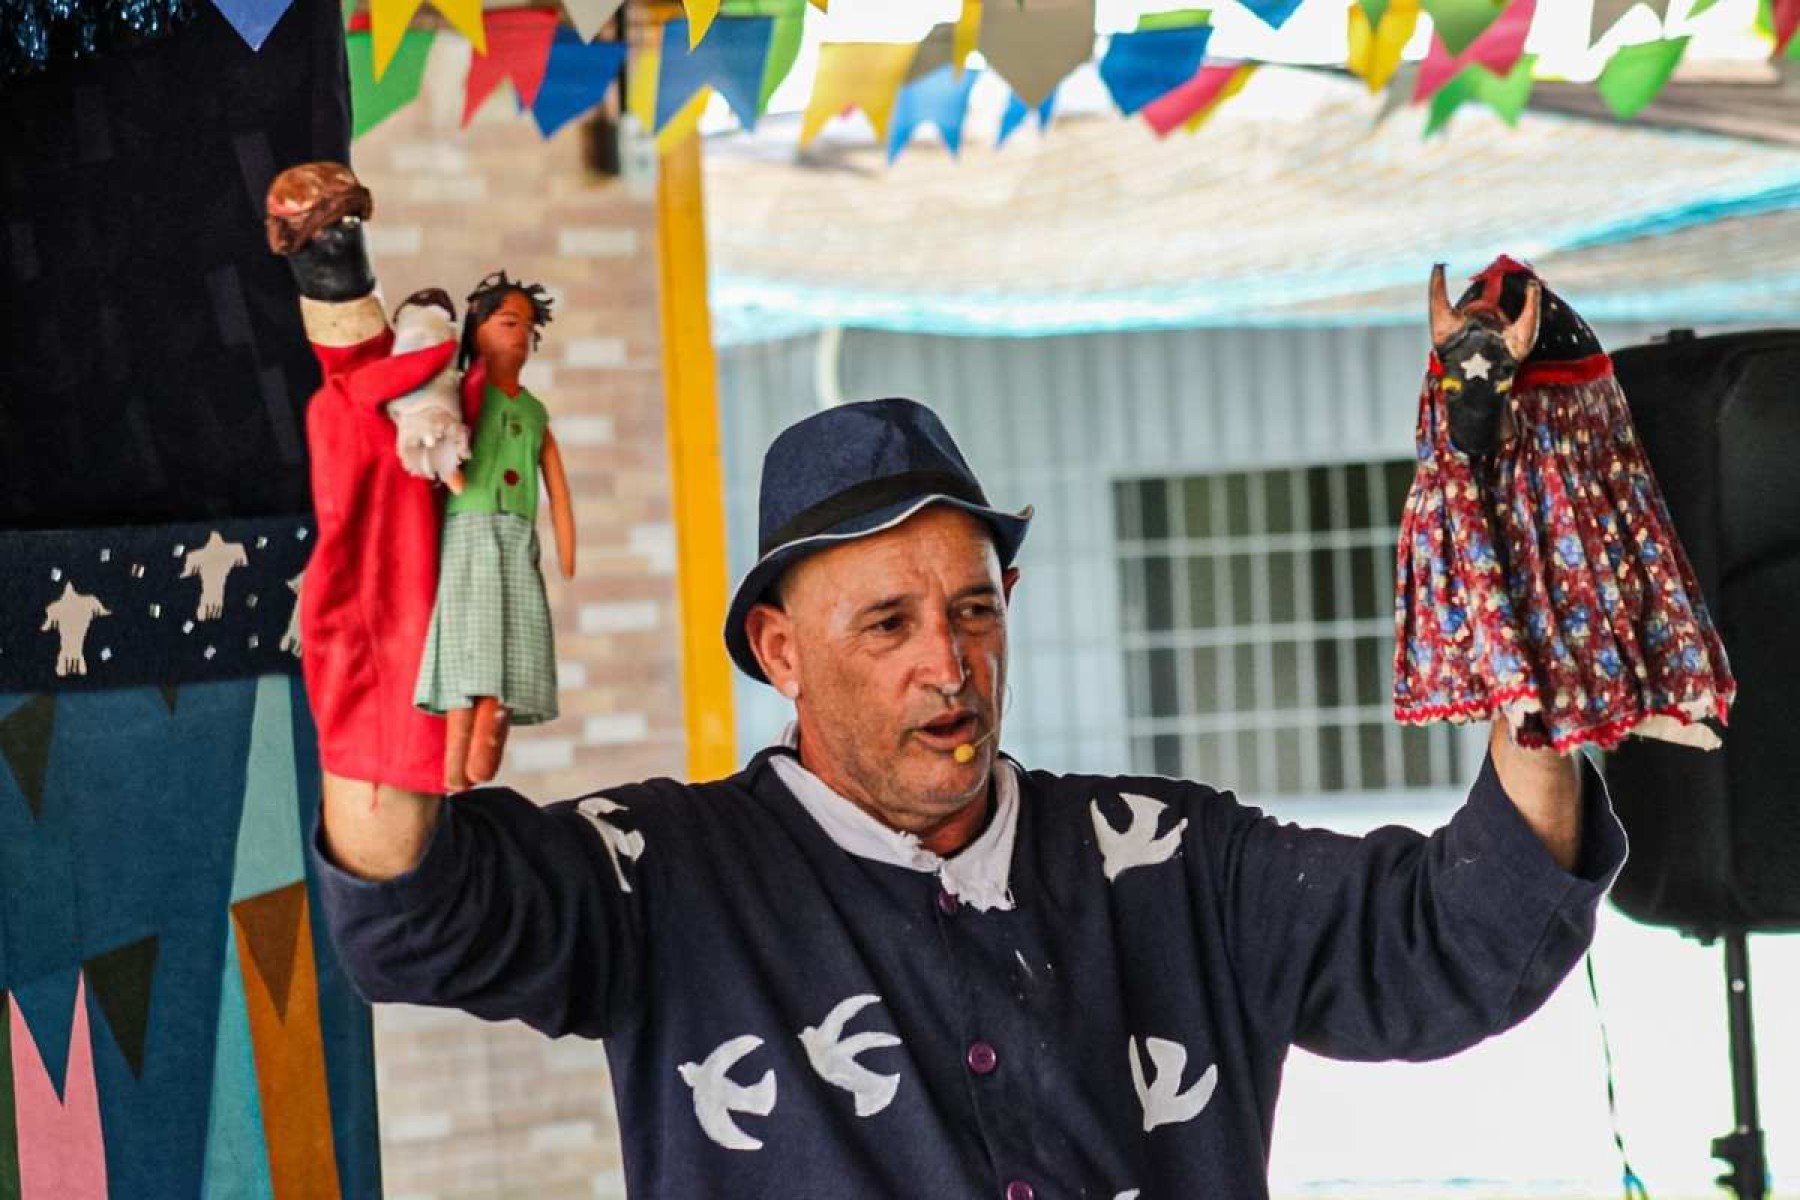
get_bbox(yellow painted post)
[655,131,739,781]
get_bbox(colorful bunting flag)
[1594,36,1688,117]
[347,27,435,139]
[1348,0,1419,92]
[980,0,1095,109]
[1143,61,1253,136]
[369,0,482,80]
[1236,0,1306,29]
[1099,22,1214,116]
[629,38,709,151]
[1773,0,1800,54]
[953,0,982,74]
[759,4,805,110]
[683,0,720,49]
[1421,0,1507,56]
[532,27,626,137]
[1589,0,1671,47]
[888,65,980,161]
[1180,62,1256,132]
[211,0,296,51]
[1425,52,1535,133]
[657,17,775,131]
[1415,0,1534,102]
[997,88,1057,146]
[799,42,919,146]
[463,8,559,126]
[560,0,622,43]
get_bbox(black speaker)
[1603,330,1800,938]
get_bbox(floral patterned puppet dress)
[1394,256,1735,753]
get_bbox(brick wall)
[346,31,679,1199]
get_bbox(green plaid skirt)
[415,512,558,724]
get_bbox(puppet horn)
[1428,263,1459,347]
[1503,279,1542,362]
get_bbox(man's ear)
[1001,566,1021,605]
[744,602,799,694]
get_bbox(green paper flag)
[1137,7,1210,30]
[754,2,804,109]
[1594,36,1687,118]
[1359,0,1391,23]
[1426,53,1535,134]
[1422,0,1507,55]
[348,28,436,139]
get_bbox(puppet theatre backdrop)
[1,0,380,1192]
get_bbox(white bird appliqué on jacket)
[799,994,902,1117]
[576,795,646,892]
[1092,793,1188,882]
[1128,1036,1217,1132]
[679,1034,779,1151]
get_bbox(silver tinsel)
[3,0,197,80]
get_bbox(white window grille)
[1116,460,1461,798]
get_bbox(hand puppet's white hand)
[385,301,470,491]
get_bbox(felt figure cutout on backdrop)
[414,271,576,790]
[1394,256,1736,753]
[42,582,110,676]
[267,161,466,796]
[181,530,248,620]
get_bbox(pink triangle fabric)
[10,978,108,1200]
[1394,263,1735,754]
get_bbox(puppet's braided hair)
[459,270,555,370]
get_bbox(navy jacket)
[313,747,1626,1200]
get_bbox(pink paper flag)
[1414,0,1535,102]
[1142,62,1242,136]
[10,981,107,1200]
[463,8,560,126]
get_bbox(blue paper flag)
[657,16,776,133]
[532,30,626,138]
[1098,24,1213,115]
[998,87,1058,147]
[1238,0,1307,27]
[210,0,296,51]
[888,64,981,162]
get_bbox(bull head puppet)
[1394,256,1736,754]
[1428,262,1541,457]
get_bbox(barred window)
[1115,461,1463,798]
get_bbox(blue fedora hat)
[725,398,1033,683]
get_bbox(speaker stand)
[1710,931,1767,1200]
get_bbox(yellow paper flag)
[628,43,659,126]
[1181,63,1256,132]
[1348,0,1418,93]
[684,0,719,47]
[370,0,484,78]
[953,0,982,74]
[808,0,828,9]
[800,42,918,146]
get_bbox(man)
[312,398,1624,1200]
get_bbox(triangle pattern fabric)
[209,0,297,51]
[231,883,306,1024]
[9,977,106,1199]
[199,930,275,1200]
[0,694,55,820]
[158,683,180,714]
[84,934,159,1079]
[230,675,307,904]
[9,967,79,1100]
[0,995,18,1197]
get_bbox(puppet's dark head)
[1428,262,1540,458]
[265,162,376,303]
[459,271,555,372]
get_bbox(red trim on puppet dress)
[1395,683,1540,725]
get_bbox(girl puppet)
[415,272,576,788]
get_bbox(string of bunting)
[208,0,1800,150]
